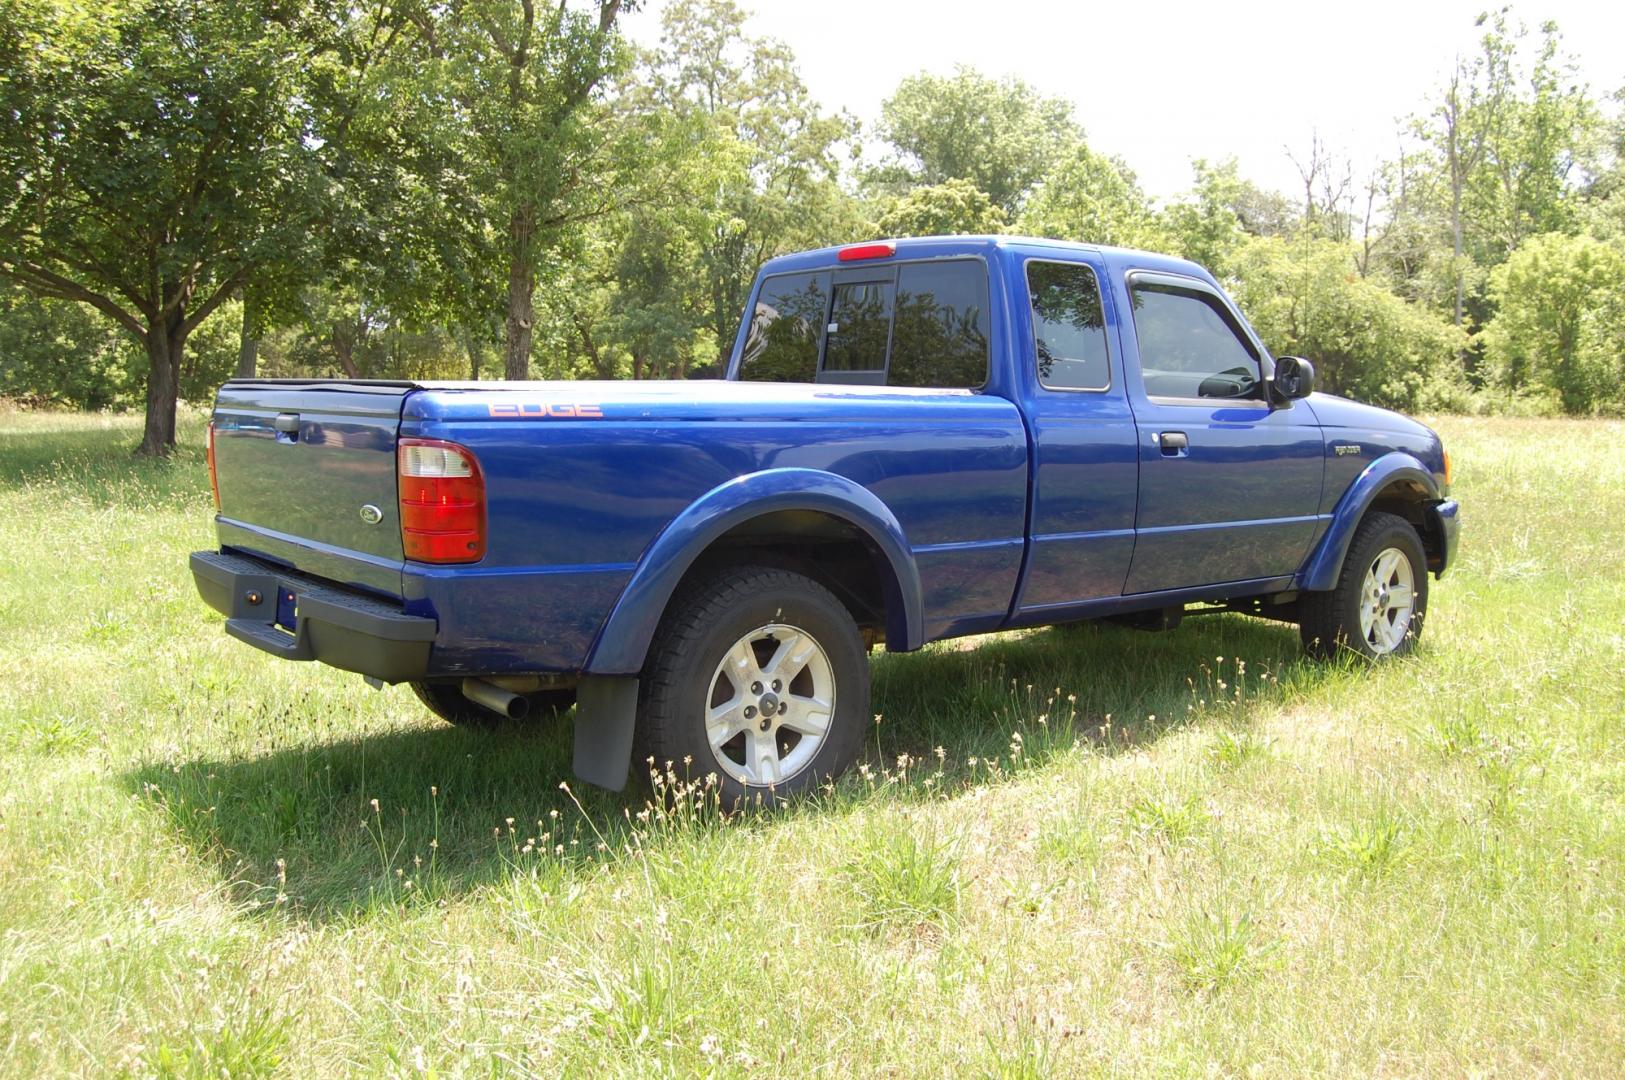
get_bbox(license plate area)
[275,587,298,633]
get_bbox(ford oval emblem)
[359,504,383,525]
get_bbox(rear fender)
[583,468,924,675]
[1299,452,1442,591]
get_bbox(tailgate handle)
[273,413,300,437]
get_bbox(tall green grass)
[0,409,1621,1075]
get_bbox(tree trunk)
[236,287,259,378]
[504,206,537,380]
[1451,178,1465,333]
[461,327,482,381]
[137,311,185,457]
[333,332,360,379]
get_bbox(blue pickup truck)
[192,235,1459,802]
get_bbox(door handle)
[1157,431,1188,456]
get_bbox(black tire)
[636,564,869,807]
[1299,511,1429,660]
[409,680,576,731]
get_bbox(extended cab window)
[740,271,829,382]
[824,281,893,378]
[887,261,989,389]
[1129,282,1262,400]
[1028,261,1110,391]
[740,258,989,388]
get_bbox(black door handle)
[1157,431,1188,455]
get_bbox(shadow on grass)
[0,415,208,505]
[123,613,1320,920]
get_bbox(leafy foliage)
[874,179,1008,237]
[870,67,1080,215]
[1228,234,1469,411]
[1019,146,1170,251]
[1480,232,1625,414]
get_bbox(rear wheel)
[1299,511,1429,659]
[409,681,576,731]
[636,564,869,806]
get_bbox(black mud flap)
[572,676,639,792]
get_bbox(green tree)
[1480,231,1625,413]
[0,0,368,454]
[640,0,859,366]
[1410,11,1595,348]
[1417,9,1513,341]
[405,0,633,380]
[1162,159,1302,278]
[1472,18,1596,257]
[1229,233,1467,410]
[1579,86,1625,242]
[874,179,1008,237]
[871,67,1080,216]
[1018,146,1168,250]
[0,285,140,409]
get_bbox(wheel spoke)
[706,697,744,748]
[781,697,831,737]
[749,728,781,786]
[726,638,760,684]
[763,632,813,682]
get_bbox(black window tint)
[1130,284,1261,400]
[888,261,989,388]
[739,271,828,382]
[1027,261,1110,390]
[823,281,893,375]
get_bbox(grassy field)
[0,409,1621,1077]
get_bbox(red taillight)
[398,438,486,563]
[206,421,220,510]
[837,241,896,262]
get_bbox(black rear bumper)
[190,551,435,683]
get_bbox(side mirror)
[1273,355,1315,401]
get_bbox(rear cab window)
[739,271,829,382]
[738,258,989,390]
[1026,260,1111,392]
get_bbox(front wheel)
[636,564,869,806]
[1299,511,1429,659]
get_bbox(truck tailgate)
[211,380,413,597]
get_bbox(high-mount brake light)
[398,438,486,563]
[837,241,896,262]
[206,421,220,510]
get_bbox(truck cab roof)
[756,234,1215,286]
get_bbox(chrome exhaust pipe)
[461,678,529,721]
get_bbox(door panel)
[1126,402,1323,593]
[1116,271,1324,595]
[1018,415,1139,611]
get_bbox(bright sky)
[622,0,1625,203]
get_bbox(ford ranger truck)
[191,235,1460,804]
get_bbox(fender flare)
[583,468,925,675]
[1299,452,1442,592]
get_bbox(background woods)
[2,0,1624,455]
